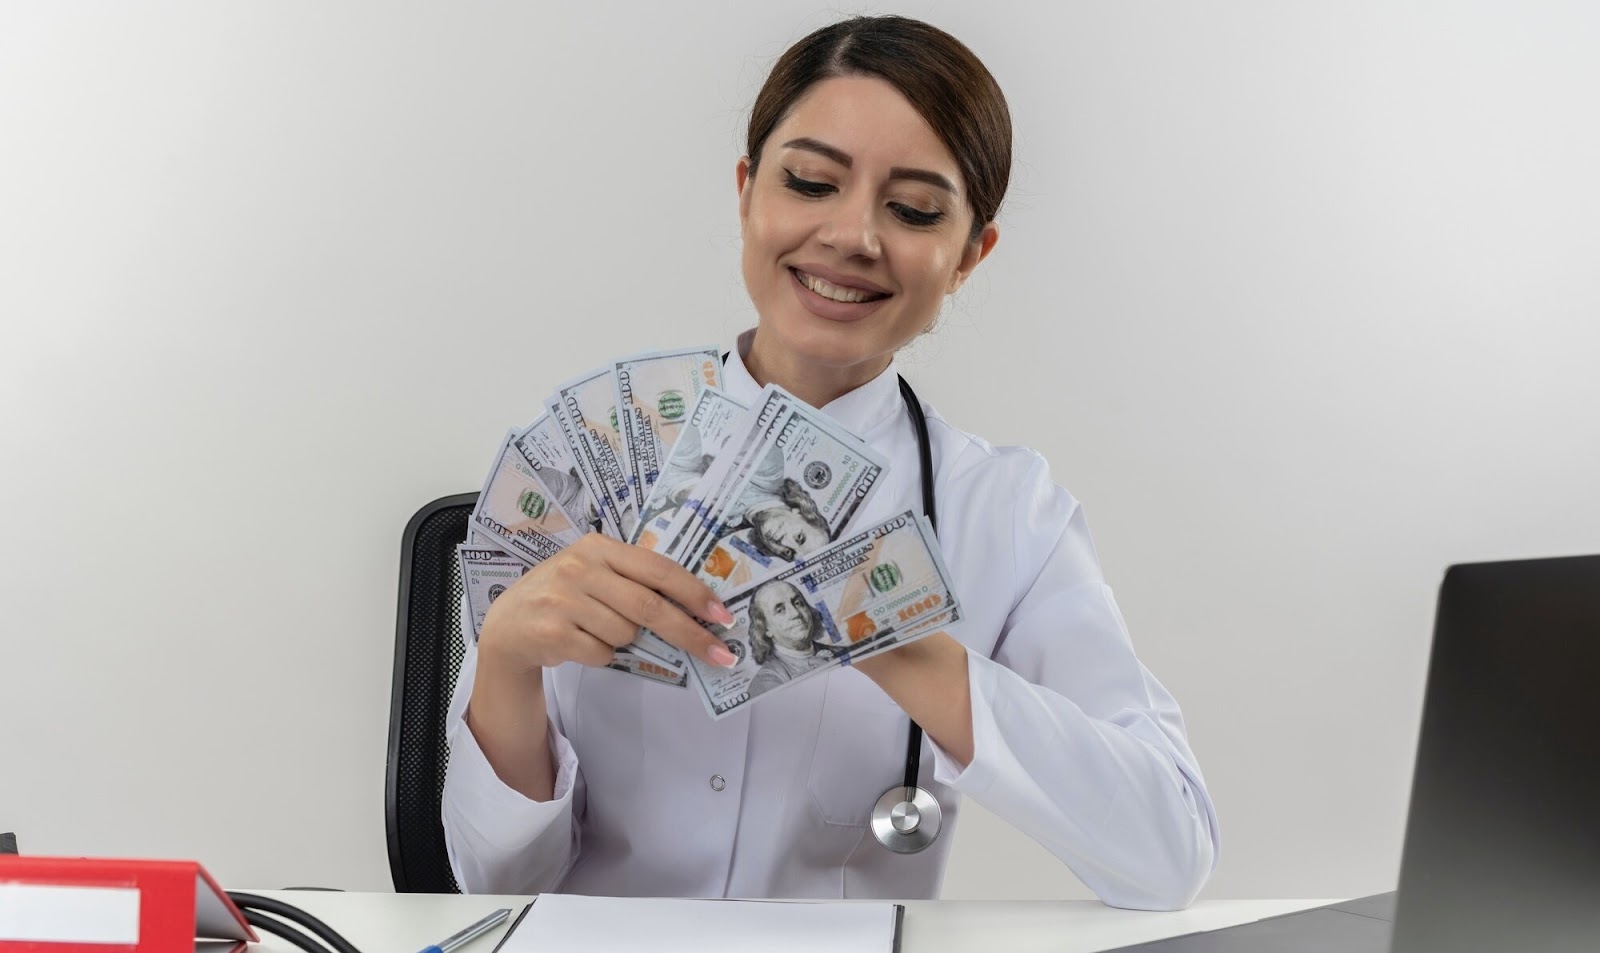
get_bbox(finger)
[593,536,733,627]
[572,594,639,649]
[489,564,630,668]
[566,627,620,668]
[582,570,734,667]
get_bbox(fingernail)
[709,644,738,668]
[706,600,734,626]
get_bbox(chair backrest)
[385,492,477,893]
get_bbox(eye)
[890,202,944,227]
[773,603,786,615]
[783,170,835,197]
[794,532,806,545]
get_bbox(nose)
[817,190,881,261]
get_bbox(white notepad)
[493,894,903,953]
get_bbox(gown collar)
[723,328,906,436]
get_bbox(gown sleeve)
[440,605,586,894]
[926,450,1221,910]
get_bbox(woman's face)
[737,75,998,378]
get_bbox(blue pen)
[416,907,513,953]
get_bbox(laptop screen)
[1390,555,1600,952]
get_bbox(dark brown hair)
[746,15,1012,242]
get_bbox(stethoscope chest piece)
[870,784,942,854]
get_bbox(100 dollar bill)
[551,368,636,539]
[649,387,784,562]
[615,346,722,512]
[471,432,585,565]
[458,544,529,643]
[667,385,889,577]
[632,387,749,548]
[515,412,602,534]
[626,386,753,671]
[685,511,957,719]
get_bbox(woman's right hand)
[477,533,738,672]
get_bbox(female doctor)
[442,15,1220,909]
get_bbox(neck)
[743,329,890,409]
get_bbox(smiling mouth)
[792,268,890,304]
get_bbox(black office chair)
[386,492,478,893]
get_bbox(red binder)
[0,857,256,953]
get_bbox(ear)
[736,156,754,223]
[947,221,1000,294]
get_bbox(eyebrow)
[781,137,958,195]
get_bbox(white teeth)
[799,270,878,304]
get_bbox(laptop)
[1106,554,1600,952]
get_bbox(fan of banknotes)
[457,345,961,720]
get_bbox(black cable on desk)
[226,892,364,953]
[242,910,337,953]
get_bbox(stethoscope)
[868,375,942,854]
[723,355,943,853]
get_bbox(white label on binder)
[0,884,141,943]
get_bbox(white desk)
[244,890,1336,953]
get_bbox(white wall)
[3,1,1596,899]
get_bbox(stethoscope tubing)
[876,374,941,854]
[897,375,936,794]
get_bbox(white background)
[2,1,1596,899]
